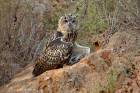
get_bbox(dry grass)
[0,0,48,85]
[0,0,139,87]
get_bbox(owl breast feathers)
[32,38,73,76]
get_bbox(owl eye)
[72,20,75,23]
[64,19,68,23]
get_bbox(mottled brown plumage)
[32,38,73,76]
[32,14,78,76]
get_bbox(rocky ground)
[0,26,140,93]
[0,0,140,93]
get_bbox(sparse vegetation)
[0,1,140,93]
[106,69,118,93]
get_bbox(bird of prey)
[32,14,78,76]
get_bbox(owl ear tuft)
[74,14,78,18]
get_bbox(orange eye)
[64,19,68,23]
[72,20,75,23]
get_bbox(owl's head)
[57,14,78,42]
[57,14,78,34]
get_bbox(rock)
[0,28,140,93]
[0,48,113,93]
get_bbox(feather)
[32,37,73,76]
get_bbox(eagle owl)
[32,14,78,76]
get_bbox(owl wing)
[45,38,73,65]
[45,31,63,48]
[32,38,73,76]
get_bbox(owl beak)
[68,23,73,32]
